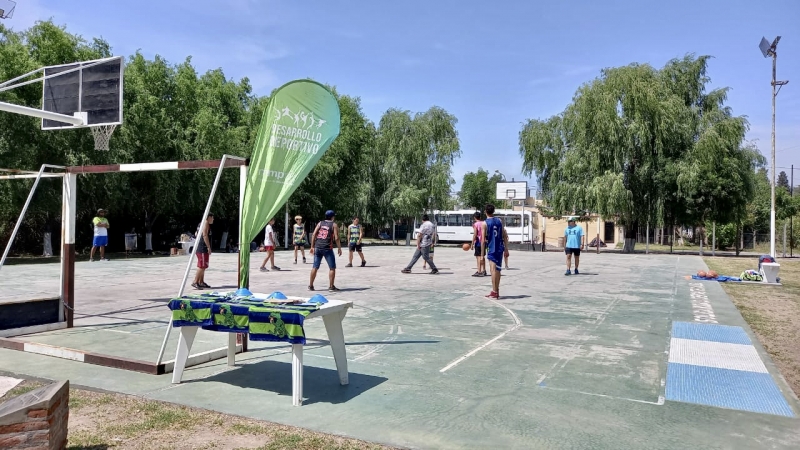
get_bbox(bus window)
[462,214,473,226]
[435,214,446,227]
[524,215,530,227]
[448,215,460,226]
[507,215,521,227]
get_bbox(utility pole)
[759,36,789,258]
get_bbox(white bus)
[413,209,536,243]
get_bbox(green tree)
[378,107,460,217]
[289,90,374,228]
[459,168,503,210]
[519,54,761,252]
[778,171,789,189]
[0,20,113,254]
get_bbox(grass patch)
[229,422,268,435]
[61,388,395,450]
[103,400,197,438]
[705,257,800,397]
[66,430,108,449]
[1,380,43,400]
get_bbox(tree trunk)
[42,220,53,257]
[735,222,741,256]
[622,222,638,253]
[144,211,158,253]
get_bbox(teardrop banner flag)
[239,80,341,288]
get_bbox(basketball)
[697,270,707,278]
[708,270,718,278]
[462,243,471,251]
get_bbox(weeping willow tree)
[376,107,461,236]
[519,54,762,252]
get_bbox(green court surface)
[0,247,798,449]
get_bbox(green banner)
[239,80,341,288]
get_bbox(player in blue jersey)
[564,216,585,275]
[481,203,509,299]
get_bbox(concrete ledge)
[0,380,69,449]
[0,322,67,338]
[0,337,242,375]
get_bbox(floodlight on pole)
[759,35,789,258]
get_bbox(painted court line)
[439,297,521,373]
[539,385,665,406]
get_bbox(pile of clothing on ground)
[691,254,777,283]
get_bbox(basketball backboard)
[42,56,124,130]
[0,0,16,19]
[496,181,528,201]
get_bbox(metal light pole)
[759,36,789,258]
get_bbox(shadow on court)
[198,361,388,405]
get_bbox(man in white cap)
[564,216,584,275]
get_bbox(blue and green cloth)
[168,292,320,344]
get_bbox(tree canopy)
[459,168,504,210]
[519,54,764,251]
[0,20,461,255]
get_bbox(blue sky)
[8,0,800,192]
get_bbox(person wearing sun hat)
[564,216,584,275]
[90,208,110,262]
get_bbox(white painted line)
[119,162,179,172]
[23,342,84,362]
[668,338,768,373]
[540,385,665,406]
[439,297,522,373]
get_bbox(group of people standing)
[401,203,510,299]
[258,210,367,292]
[186,207,586,297]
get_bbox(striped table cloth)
[168,293,320,344]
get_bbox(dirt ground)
[1,381,395,450]
[704,257,800,398]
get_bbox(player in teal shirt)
[564,216,584,275]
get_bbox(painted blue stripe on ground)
[671,321,752,345]
[665,362,794,417]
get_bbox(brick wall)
[0,380,69,450]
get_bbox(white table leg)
[171,326,198,384]
[227,332,236,367]
[323,309,349,385]
[292,343,303,406]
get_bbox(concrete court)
[0,246,799,449]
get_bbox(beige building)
[512,197,620,248]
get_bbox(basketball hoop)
[90,124,116,151]
[0,0,15,20]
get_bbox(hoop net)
[90,125,116,151]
